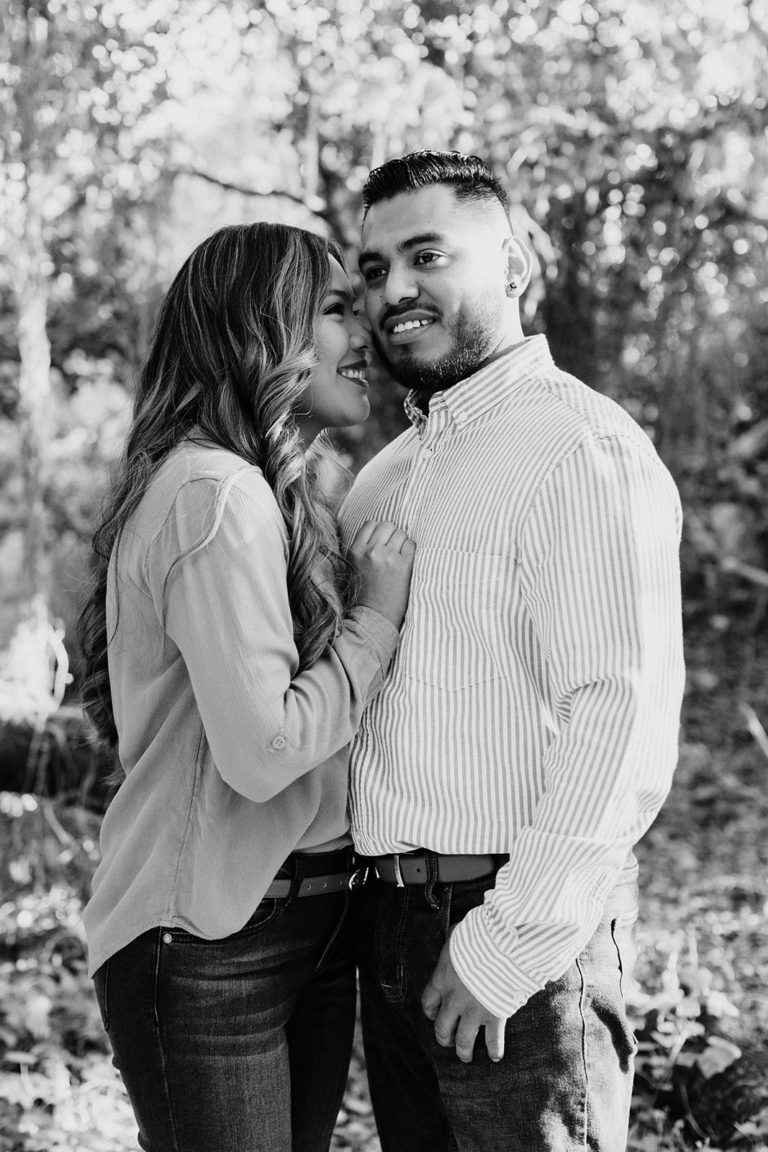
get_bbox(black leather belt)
[263,848,368,899]
[370,852,506,887]
[264,871,366,898]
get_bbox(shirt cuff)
[448,904,543,1018]
[343,605,400,680]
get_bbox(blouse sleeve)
[147,469,400,802]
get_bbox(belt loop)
[392,853,405,888]
[424,850,440,909]
[348,850,369,891]
[286,854,305,906]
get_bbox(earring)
[506,281,517,296]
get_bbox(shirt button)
[271,735,287,750]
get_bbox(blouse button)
[271,735,287,750]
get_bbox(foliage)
[627,739,768,1149]
[0,0,766,670]
[2,725,768,1149]
[0,600,71,724]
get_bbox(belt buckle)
[347,866,369,891]
[392,853,405,888]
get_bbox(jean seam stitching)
[393,886,410,999]
[154,930,181,1152]
[440,884,453,940]
[576,955,589,1151]
[310,892,350,976]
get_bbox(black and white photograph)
[0,1,767,1149]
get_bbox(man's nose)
[382,264,419,305]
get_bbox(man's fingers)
[421,982,441,1021]
[454,1018,479,1064]
[433,1003,459,1048]
[421,944,507,1064]
[484,1017,506,1063]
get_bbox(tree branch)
[720,556,768,589]
[173,167,331,222]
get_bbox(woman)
[77,222,414,1152]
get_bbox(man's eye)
[363,267,386,283]
[414,251,443,266]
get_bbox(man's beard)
[372,298,502,398]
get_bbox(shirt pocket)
[403,547,504,691]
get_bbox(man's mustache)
[380,302,441,326]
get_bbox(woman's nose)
[349,314,370,350]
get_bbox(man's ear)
[502,236,533,297]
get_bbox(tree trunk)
[13,1,53,615]
[303,88,320,206]
[15,212,52,609]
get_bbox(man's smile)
[382,310,439,345]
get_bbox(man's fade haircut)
[362,150,511,219]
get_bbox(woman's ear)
[502,237,534,298]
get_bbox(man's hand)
[421,940,506,1063]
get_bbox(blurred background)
[0,1,767,1149]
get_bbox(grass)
[0,617,767,1149]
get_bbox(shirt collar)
[403,335,554,433]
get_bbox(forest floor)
[0,620,767,1151]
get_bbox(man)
[339,151,685,1152]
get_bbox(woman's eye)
[323,302,346,317]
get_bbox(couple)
[79,151,685,1152]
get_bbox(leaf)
[21,995,52,1042]
[695,1036,742,1079]
[2,1051,37,1065]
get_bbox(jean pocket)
[446,875,495,934]
[92,959,111,1032]
[161,899,283,947]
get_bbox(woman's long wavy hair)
[78,222,355,745]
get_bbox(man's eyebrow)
[358,232,449,267]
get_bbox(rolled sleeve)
[450,434,685,1016]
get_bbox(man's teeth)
[391,318,433,334]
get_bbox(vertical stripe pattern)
[338,336,685,1017]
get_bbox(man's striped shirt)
[339,335,685,1017]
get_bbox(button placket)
[400,411,451,535]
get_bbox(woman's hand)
[349,521,416,630]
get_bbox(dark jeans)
[356,859,639,1152]
[93,889,356,1152]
